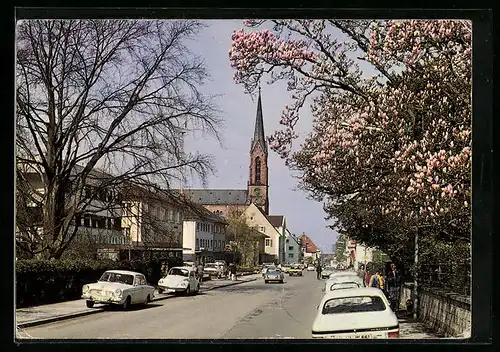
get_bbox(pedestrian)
[230,262,237,281]
[372,269,385,293]
[365,270,372,287]
[197,262,204,283]
[387,263,402,312]
[316,262,322,280]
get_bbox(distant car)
[82,270,155,309]
[262,264,276,277]
[281,264,291,273]
[307,265,316,271]
[321,266,336,279]
[312,288,399,339]
[264,268,285,284]
[203,263,225,279]
[288,264,303,276]
[157,266,200,295]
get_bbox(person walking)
[197,262,204,283]
[316,263,322,280]
[365,270,372,287]
[372,268,385,293]
[230,262,237,281]
[387,263,402,312]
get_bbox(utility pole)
[413,228,419,320]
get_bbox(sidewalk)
[16,273,259,329]
[396,311,445,339]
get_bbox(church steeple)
[252,86,267,153]
[248,86,269,215]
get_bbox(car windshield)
[267,270,281,275]
[330,282,361,291]
[322,296,386,314]
[99,272,134,285]
[205,264,218,268]
[169,268,189,277]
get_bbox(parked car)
[328,270,358,279]
[82,270,155,309]
[288,264,303,276]
[312,288,399,339]
[157,266,200,295]
[307,265,316,271]
[204,263,225,279]
[281,264,291,273]
[323,274,364,292]
[321,266,336,279]
[264,268,285,284]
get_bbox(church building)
[182,88,270,218]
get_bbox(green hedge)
[15,257,182,308]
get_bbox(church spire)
[252,86,266,152]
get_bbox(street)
[17,272,323,339]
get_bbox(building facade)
[182,202,228,264]
[284,229,301,264]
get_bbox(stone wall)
[400,283,471,337]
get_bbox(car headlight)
[82,285,90,294]
[115,289,122,297]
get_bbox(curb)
[16,277,258,329]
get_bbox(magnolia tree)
[230,20,471,261]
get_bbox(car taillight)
[388,330,399,338]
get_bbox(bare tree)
[15,20,222,259]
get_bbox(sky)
[180,20,338,254]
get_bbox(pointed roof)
[266,215,285,227]
[299,233,319,253]
[252,87,266,152]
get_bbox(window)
[196,223,200,231]
[286,239,289,243]
[289,246,294,251]
[259,226,266,233]
[84,185,92,198]
[196,238,199,248]
[150,205,155,216]
[211,224,214,233]
[143,203,148,212]
[255,156,261,185]
[176,211,181,223]
[210,240,213,248]
[169,209,174,221]
[114,217,122,230]
[265,238,272,247]
[322,296,387,315]
[288,253,294,258]
[91,216,99,228]
[83,214,91,227]
[75,214,82,226]
[157,207,161,219]
[107,218,113,229]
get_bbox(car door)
[132,275,146,303]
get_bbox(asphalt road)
[17,271,324,339]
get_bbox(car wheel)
[265,280,269,284]
[86,300,94,308]
[185,285,191,296]
[197,283,200,292]
[280,280,284,284]
[122,296,131,310]
[144,294,151,305]
[158,288,164,294]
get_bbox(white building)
[182,202,228,264]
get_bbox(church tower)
[248,87,269,215]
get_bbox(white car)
[203,263,224,279]
[264,268,285,284]
[312,288,399,339]
[82,270,155,309]
[307,265,316,271]
[329,270,358,279]
[321,266,336,279]
[157,266,200,295]
[324,275,365,292]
